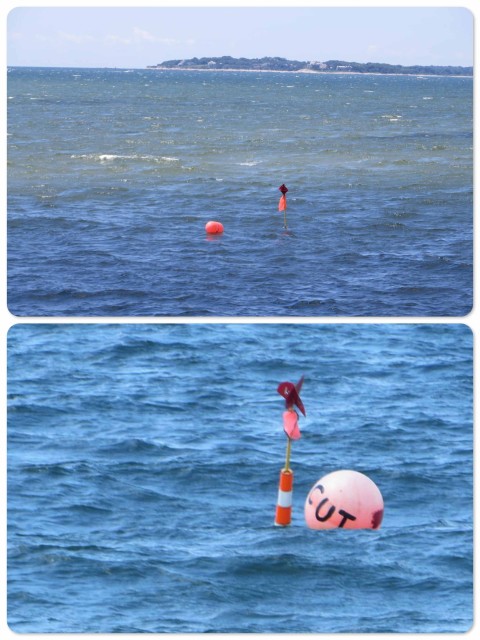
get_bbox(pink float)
[304,469,384,530]
[282,410,301,440]
[205,220,224,234]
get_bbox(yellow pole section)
[284,437,292,472]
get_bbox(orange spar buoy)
[205,220,224,234]
[275,468,294,526]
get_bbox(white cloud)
[102,27,187,47]
[132,27,156,42]
[132,27,189,46]
[105,34,132,45]
[58,31,94,44]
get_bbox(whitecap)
[98,154,125,161]
[71,153,181,164]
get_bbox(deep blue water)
[7,323,473,632]
[7,67,473,316]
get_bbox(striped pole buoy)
[274,376,305,527]
[275,467,294,526]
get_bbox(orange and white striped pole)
[275,465,294,526]
[275,436,294,526]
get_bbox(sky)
[6,4,474,69]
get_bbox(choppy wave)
[7,68,472,316]
[71,153,180,163]
[7,324,473,632]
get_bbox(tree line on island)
[147,56,472,76]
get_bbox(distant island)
[147,56,472,76]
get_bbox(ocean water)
[7,323,473,633]
[7,68,473,316]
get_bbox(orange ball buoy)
[205,221,224,234]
